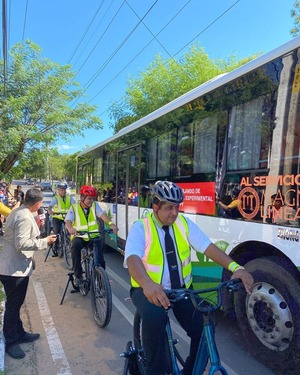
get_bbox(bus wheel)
[235,257,300,373]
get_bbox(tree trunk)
[0,141,25,174]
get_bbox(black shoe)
[52,253,58,257]
[17,332,40,344]
[6,344,25,359]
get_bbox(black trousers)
[0,275,29,348]
[52,218,64,253]
[131,287,203,375]
[71,237,105,278]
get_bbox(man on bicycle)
[65,185,118,287]
[124,180,253,375]
[48,183,75,256]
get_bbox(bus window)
[193,114,218,174]
[227,97,271,171]
[157,131,173,177]
[176,124,193,177]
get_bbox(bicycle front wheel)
[91,266,112,328]
[57,228,64,258]
[133,312,147,374]
[63,234,73,270]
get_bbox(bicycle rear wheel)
[63,234,73,270]
[91,266,112,328]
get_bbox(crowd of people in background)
[0,181,26,236]
[101,185,152,208]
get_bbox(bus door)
[116,144,141,245]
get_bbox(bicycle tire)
[91,266,112,328]
[79,255,90,296]
[122,341,141,375]
[57,227,64,258]
[133,312,147,373]
[63,233,73,270]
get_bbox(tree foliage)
[291,1,300,36]
[108,45,258,133]
[0,40,102,175]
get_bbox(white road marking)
[33,281,72,375]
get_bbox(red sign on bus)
[177,182,216,215]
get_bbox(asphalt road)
[2,183,277,374]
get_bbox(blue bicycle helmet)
[151,181,184,204]
[57,183,68,190]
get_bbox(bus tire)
[235,257,300,373]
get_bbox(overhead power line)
[2,0,8,93]
[72,0,159,107]
[89,0,193,103]
[67,0,105,64]
[174,0,240,57]
[88,0,240,105]
[22,0,29,41]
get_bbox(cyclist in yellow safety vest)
[48,183,75,256]
[138,185,151,208]
[124,180,253,375]
[65,185,118,288]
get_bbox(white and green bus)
[77,37,300,371]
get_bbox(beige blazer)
[0,205,48,276]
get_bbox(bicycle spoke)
[63,234,73,270]
[91,266,112,328]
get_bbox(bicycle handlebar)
[52,211,67,217]
[164,278,243,313]
[77,229,113,239]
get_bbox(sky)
[4,0,298,154]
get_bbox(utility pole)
[2,0,7,94]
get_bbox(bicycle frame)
[165,317,183,375]
[192,314,227,375]
[122,279,242,375]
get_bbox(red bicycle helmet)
[79,185,98,197]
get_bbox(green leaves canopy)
[109,45,257,133]
[0,40,102,174]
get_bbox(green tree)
[61,152,79,182]
[108,45,258,133]
[48,152,64,181]
[10,147,48,180]
[291,1,300,36]
[0,40,102,175]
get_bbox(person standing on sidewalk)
[0,188,57,359]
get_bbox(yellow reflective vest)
[131,213,192,288]
[52,195,72,220]
[72,202,99,241]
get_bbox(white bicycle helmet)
[151,181,184,204]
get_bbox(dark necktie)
[162,226,181,288]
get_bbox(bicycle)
[44,211,72,270]
[60,229,113,328]
[120,278,243,375]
